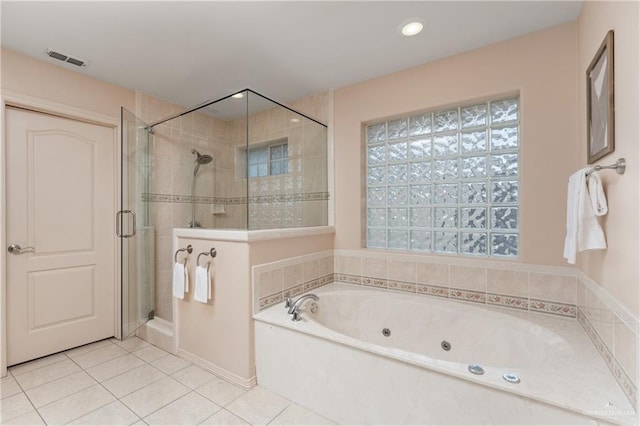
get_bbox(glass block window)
[248,143,288,178]
[365,97,519,257]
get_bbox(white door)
[6,107,116,366]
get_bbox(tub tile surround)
[334,250,579,318]
[253,250,334,314]
[578,271,639,410]
[252,248,639,412]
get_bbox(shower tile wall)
[134,91,331,321]
[222,98,329,230]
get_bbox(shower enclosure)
[119,89,329,336]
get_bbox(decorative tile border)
[529,299,576,317]
[578,308,637,410]
[450,289,486,304]
[143,192,329,205]
[258,273,334,311]
[486,293,529,311]
[249,192,330,204]
[416,283,449,298]
[332,274,576,318]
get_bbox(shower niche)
[120,89,329,332]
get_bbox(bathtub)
[254,283,636,425]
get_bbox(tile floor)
[0,338,335,425]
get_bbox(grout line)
[5,368,44,425]
[265,403,291,425]
[56,391,121,426]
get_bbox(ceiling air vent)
[45,48,88,67]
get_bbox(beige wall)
[333,23,578,266]
[1,48,134,116]
[576,1,640,315]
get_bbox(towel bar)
[586,158,626,176]
[174,245,193,263]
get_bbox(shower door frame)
[120,107,155,340]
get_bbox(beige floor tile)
[68,400,140,425]
[37,384,115,425]
[102,364,166,398]
[269,403,336,425]
[0,376,22,400]
[226,386,290,425]
[1,409,44,425]
[8,353,67,376]
[0,393,34,423]
[65,339,114,357]
[151,354,191,375]
[199,409,250,426]
[120,376,190,418]
[13,359,81,391]
[26,370,97,408]
[170,364,216,389]
[116,337,150,353]
[68,344,129,369]
[133,345,168,363]
[86,353,147,382]
[143,391,220,425]
[195,376,246,406]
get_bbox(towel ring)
[197,248,217,267]
[174,245,193,263]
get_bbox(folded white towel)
[563,169,607,264]
[587,172,608,216]
[172,262,188,299]
[194,264,211,303]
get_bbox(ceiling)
[1,1,583,112]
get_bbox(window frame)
[245,139,289,179]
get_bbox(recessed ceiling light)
[290,118,300,123]
[232,93,244,99]
[401,20,424,37]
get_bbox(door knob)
[7,244,35,254]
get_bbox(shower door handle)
[116,210,137,238]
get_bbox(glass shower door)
[120,108,154,339]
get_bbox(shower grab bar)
[585,158,626,176]
[174,245,193,263]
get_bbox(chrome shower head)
[192,149,213,176]
[191,149,213,165]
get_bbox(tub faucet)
[287,294,319,321]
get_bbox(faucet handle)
[291,311,302,322]
[284,297,292,309]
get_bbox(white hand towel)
[563,168,607,264]
[172,262,188,299]
[587,172,608,216]
[194,265,211,303]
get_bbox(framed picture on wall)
[586,30,614,164]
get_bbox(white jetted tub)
[254,283,636,425]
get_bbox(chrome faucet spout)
[287,294,319,318]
